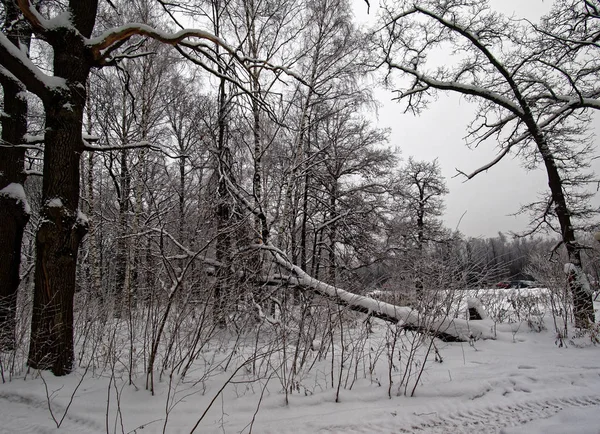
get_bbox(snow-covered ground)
[1,299,599,433]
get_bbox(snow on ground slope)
[1,313,600,433]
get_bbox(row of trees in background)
[0,0,599,377]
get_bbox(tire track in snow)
[0,391,104,433]
[398,395,600,434]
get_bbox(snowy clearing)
[1,296,599,434]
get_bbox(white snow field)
[1,296,599,434]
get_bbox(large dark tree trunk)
[0,81,29,350]
[0,0,31,350]
[27,4,97,374]
[28,94,89,374]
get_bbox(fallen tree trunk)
[160,224,494,342]
[257,244,495,342]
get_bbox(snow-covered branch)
[540,93,600,110]
[16,0,49,34]
[412,5,529,111]
[257,244,494,342]
[455,126,533,180]
[385,60,524,116]
[0,65,25,90]
[0,140,43,152]
[87,22,306,94]
[0,32,66,100]
[88,24,237,64]
[83,140,155,152]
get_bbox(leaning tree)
[376,0,596,328]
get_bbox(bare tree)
[376,0,596,328]
[314,107,394,283]
[396,157,448,251]
[389,157,449,300]
[277,0,363,262]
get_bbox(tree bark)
[0,93,29,349]
[27,6,97,374]
[29,99,89,374]
[0,0,30,350]
[535,134,595,328]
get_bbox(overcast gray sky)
[354,0,600,238]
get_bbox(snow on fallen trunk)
[259,244,494,342]
[467,297,488,320]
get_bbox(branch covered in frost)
[87,25,232,63]
[83,140,156,152]
[386,60,524,116]
[258,243,494,342]
[16,0,49,34]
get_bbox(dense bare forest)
[1,1,600,431]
